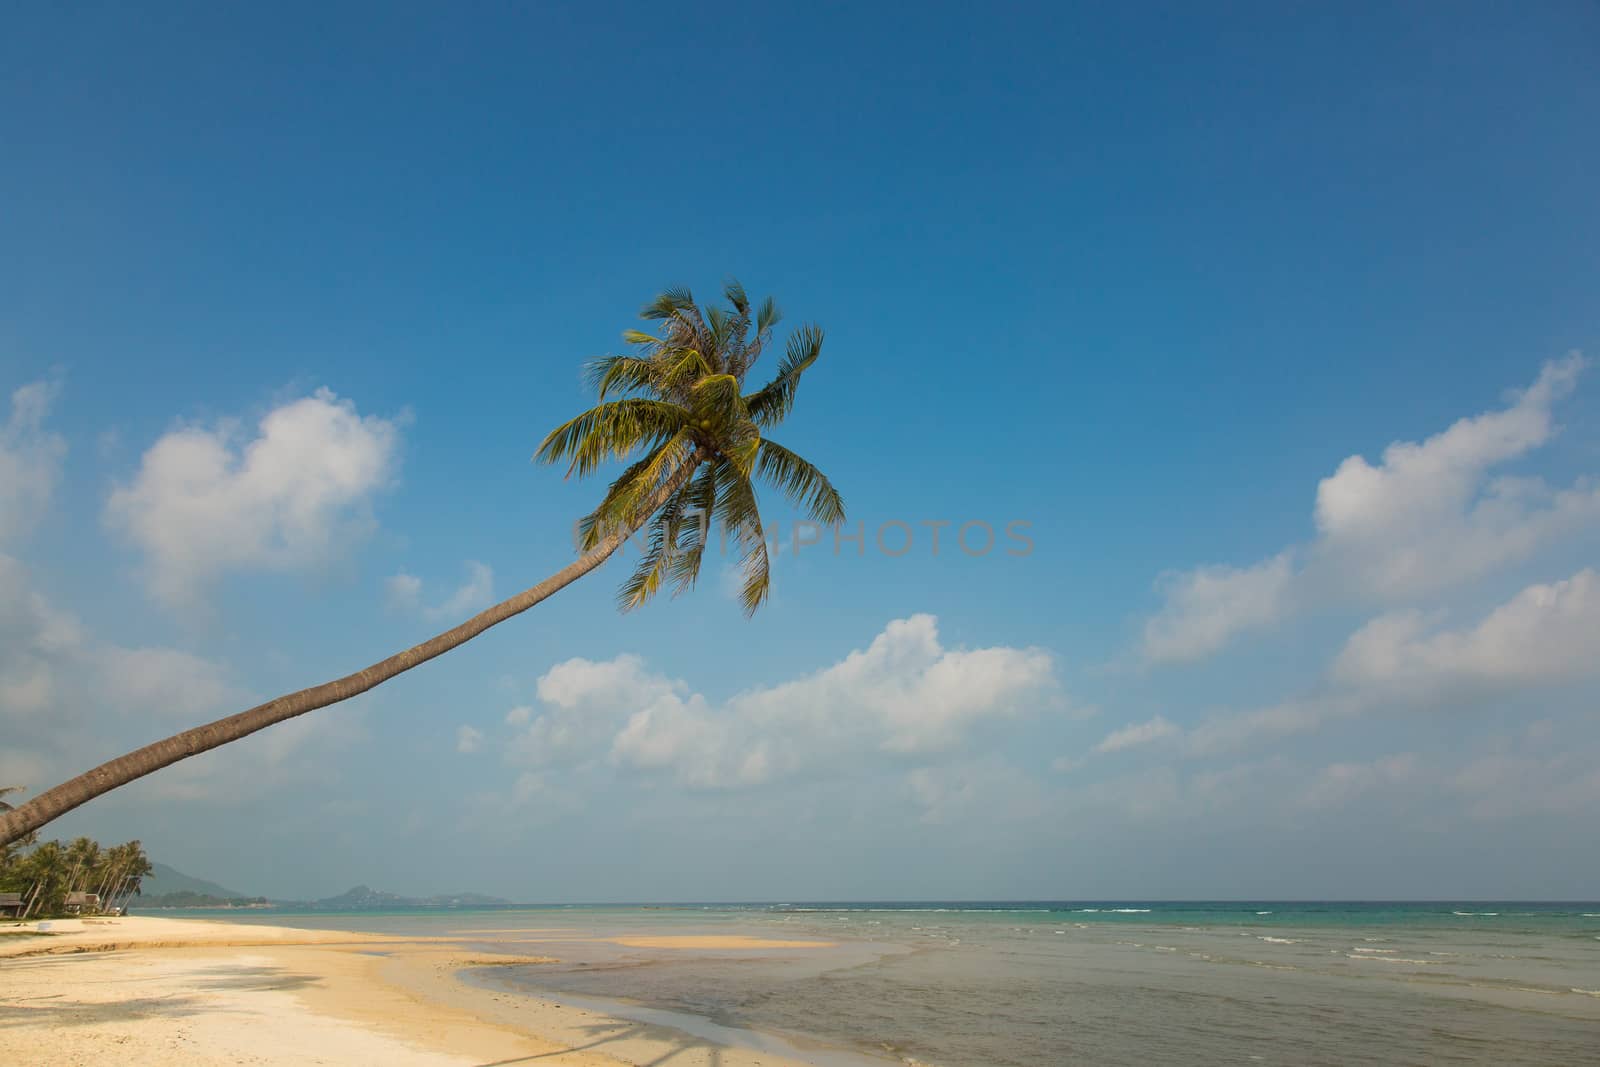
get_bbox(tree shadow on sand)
[0,956,322,1030]
[473,1015,732,1067]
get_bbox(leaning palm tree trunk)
[0,459,701,846]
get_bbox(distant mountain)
[311,884,512,910]
[135,864,510,911]
[136,863,267,909]
[140,862,248,900]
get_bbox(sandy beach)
[0,915,841,1066]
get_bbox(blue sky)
[3,3,1598,900]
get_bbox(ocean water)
[170,902,1600,1065]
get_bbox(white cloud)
[456,725,484,754]
[0,551,289,805]
[1312,356,1595,598]
[105,388,403,611]
[1142,554,1293,664]
[1298,753,1421,809]
[1331,568,1600,695]
[1144,356,1598,662]
[502,616,1060,790]
[1448,751,1600,819]
[0,552,85,722]
[1094,714,1180,754]
[386,561,494,621]
[435,562,494,618]
[1185,697,1344,757]
[1175,567,1600,758]
[97,646,244,720]
[1290,741,1600,821]
[508,654,685,771]
[136,697,370,804]
[0,380,67,547]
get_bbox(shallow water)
[174,902,1600,1065]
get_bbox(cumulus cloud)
[1094,715,1180,754]
[507,654,685,771]
[501,615,1061,790]
[0,552,83,721]
[0,551,271,802]
[1144,355,1598,663]
[1143,554,1293,663]
[97,646,245,721]
[105,388,403,611]
[386,561,494,620]
[1331,568,1600,695]
[0,380,67,547]
[456,725,484,754]
[1167,567,1600,758]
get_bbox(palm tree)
[0,281,843,846]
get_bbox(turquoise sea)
[160,901,1600,1065]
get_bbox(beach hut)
[0,892,23,918]
[63,891,101,915]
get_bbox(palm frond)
[586,355,657,399]
[716,469,770,616]
[641,286,696,321]
[575,430,698,549]
[617,488,691,611]
[744,324,823,427]
[668,460,721,595]
[576,452,657,549]
[756,296,780,336]
[535,399,691,477]
[756,439,846,525]
[658,346,714,396]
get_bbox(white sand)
[0,915,839,1066]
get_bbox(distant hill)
[137,863,267,909]
[140,862,248,900]
[134,863,510,910]
[312,884,512,910]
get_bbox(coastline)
[0,915,855,1066]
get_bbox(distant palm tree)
[0,282,843,845]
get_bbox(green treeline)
[1,832,153,919]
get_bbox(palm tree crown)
[536,280,844,614]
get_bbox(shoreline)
[0,915,868,1066]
